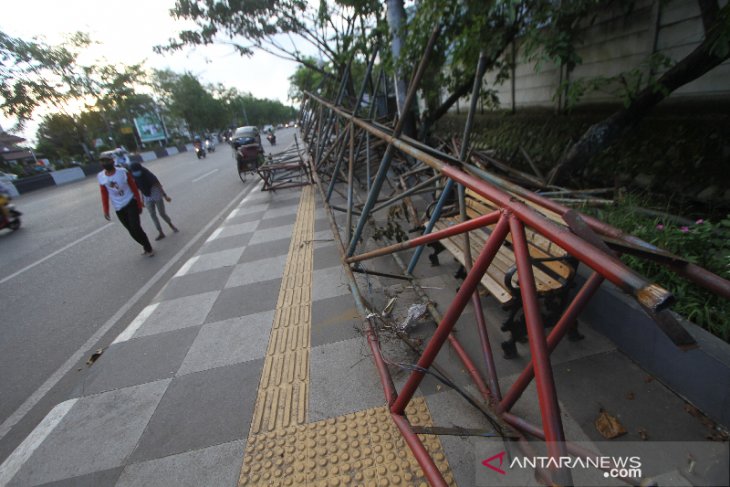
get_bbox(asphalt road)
[0,127,299,462]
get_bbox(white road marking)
[173,256,199,278]
[0,223,113,285]
[0,399,77,486]
[206,228,223,242]
[111,303,160,344]
[191,169,219,183]
[226,208,239,220]
[0,183,255,443]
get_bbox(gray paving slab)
[225,254,288,288]
[75,327,200,396]
[552,350,714,442]
[198,232,252,255]
[247,190,300,206]
[308,338,387,422]
[238,238,291,263]
[116,440,245,487]
[235,203,269,215]
[35,467,124,487]
[9,381,169,487]
[314,217,330,233]
[256,213,297,230]
[311,230,336,249]
[261,205,299,219]
[133,291,219,339]
[129,360,263,463]
[184,247,245,276]
[158,266,234,301]
[313,245,342,270]
[205,278,282,323]
[247,224,295,245]
[225,209,266,225]
[311,266,352,301]
[311,294,363,347]
[264,193,302,207]
[178,310,275,375]
[216,221,259,240]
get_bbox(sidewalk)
[0,182,725,486]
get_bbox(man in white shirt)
[98,155,154,256]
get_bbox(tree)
[152,70,226,134]
[394,0,524,139]
[547,1,730,184]
[35,114,86,161]
[0,30,91,128]
[161,0,382,96]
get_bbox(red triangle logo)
[482,451,507,475]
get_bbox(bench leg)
[545,291,585,342]
[427,241,446,266]
[500,304,522,359]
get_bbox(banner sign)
[133,113,166,143]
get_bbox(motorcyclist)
[0,179,11,223]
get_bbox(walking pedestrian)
[98,155,154,257]
[129,162,179,240]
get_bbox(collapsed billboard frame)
[296,47,729,486]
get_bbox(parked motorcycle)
[194,141,207,159]
[267,133,276,146]
[0,203,22,231]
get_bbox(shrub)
[586,199,730,341]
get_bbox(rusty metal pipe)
[391,214,511,415]
[390,414,448,487]
[509,215,573,485]
[498,272,606,414]
[306,93,672,311]
[346,210,501,264]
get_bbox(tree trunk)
[548,2,728,185]
[386,0,416,137]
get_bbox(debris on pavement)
[595,409,627,439]
[397,303,428,332]
[86,348,105,366]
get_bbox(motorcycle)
[267,133,276,146]
[194,141,206,159]
[0,203,22,231]
[205,138,215,153]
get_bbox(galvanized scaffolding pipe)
[346,25,441,257]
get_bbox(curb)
[11,144,193,195]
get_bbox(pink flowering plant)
[587,201,730,341]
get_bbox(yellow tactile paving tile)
[239,397,455,487]
[250,186,315,436]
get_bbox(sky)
[1,0,305,142]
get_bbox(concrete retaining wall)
[578,271,730,427]
[480,0,729,110]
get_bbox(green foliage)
[561,53,674,109]
[35,114,86,161]
[163,0,379,87]
[288,57,330,101]
[0,30,91,128]
[586,197,730,341]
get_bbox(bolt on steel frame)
[295,40,729,486]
